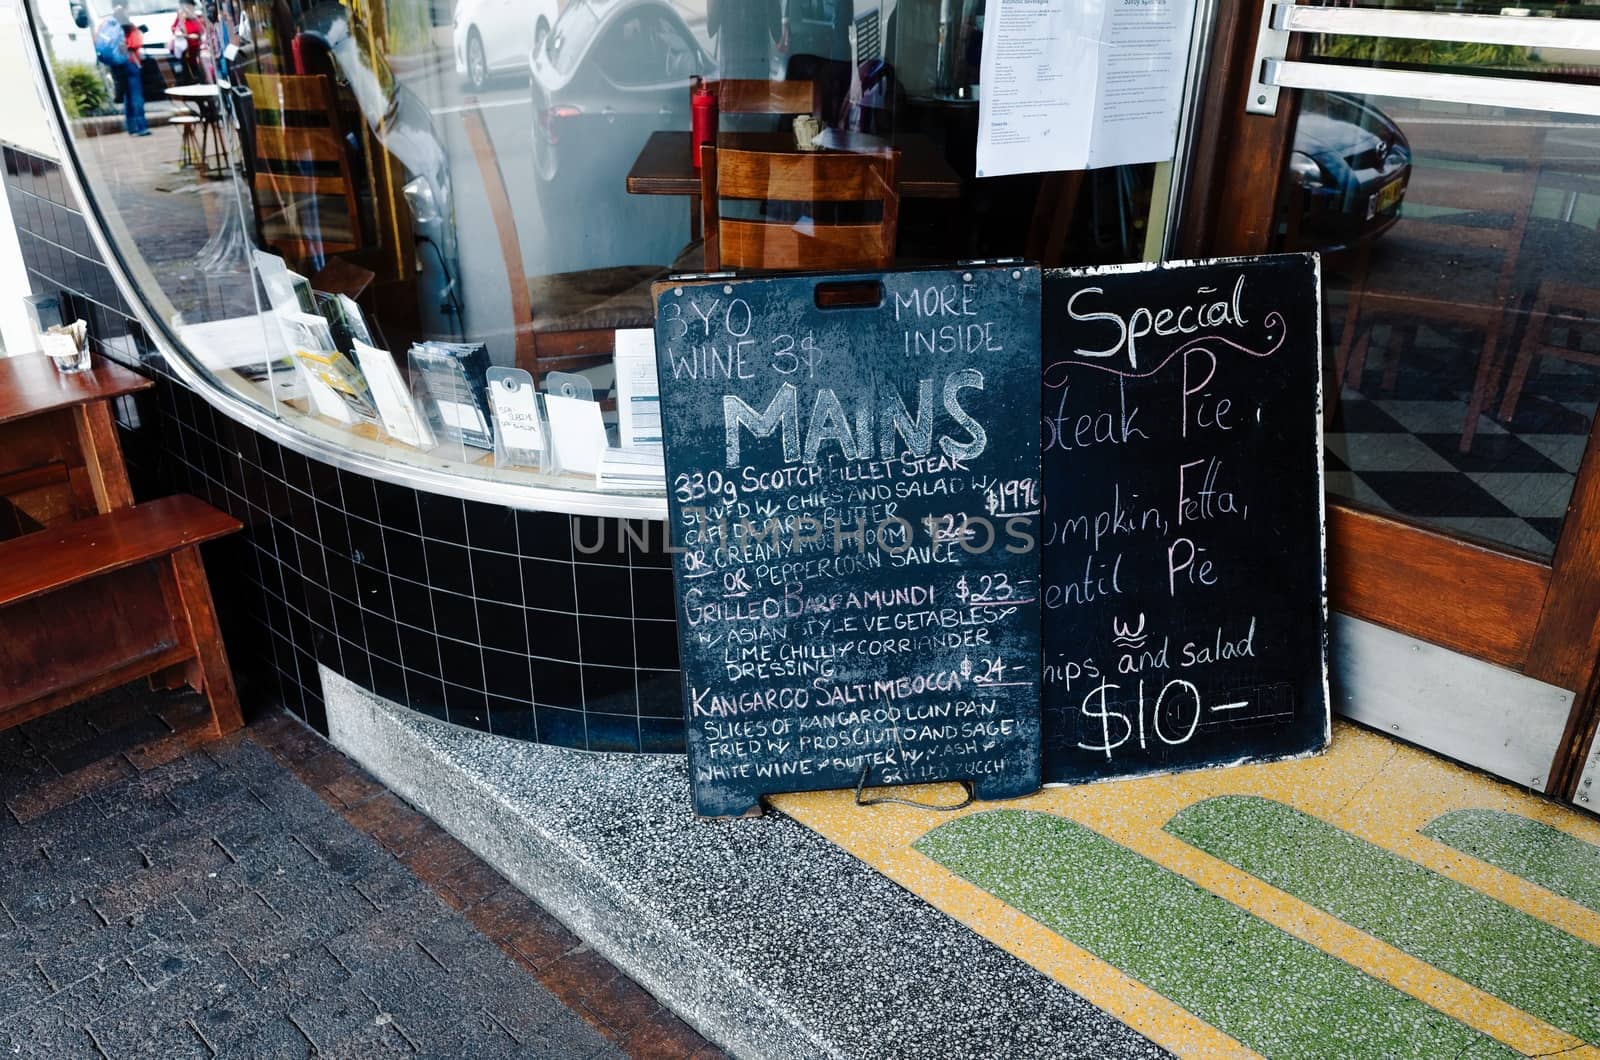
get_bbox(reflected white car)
[452,0,559,92]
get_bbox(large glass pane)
[38,0,278,401]
[31,0,1189,500]
[1279,91,1600,558]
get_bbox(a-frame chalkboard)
[655,267,1044,817]
[1039,254,1330,783]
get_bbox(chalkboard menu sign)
[656,268,1044,817]
[1040,255,1329,783]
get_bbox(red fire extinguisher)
[691,78,717,170]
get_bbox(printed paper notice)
[976,0,1197,177]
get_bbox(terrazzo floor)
[772,722,1600,1059]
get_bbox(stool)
[172,113,204,172]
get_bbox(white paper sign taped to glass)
[975,0,1199,177]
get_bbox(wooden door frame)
[1174,0,1600,799]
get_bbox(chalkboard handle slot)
[814,280,884,310]
[854,765,975,812]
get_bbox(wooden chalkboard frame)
[655,266,1045,817]
[1038,253,1331,784]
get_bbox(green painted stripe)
[1168,796,1600,1044]
[914,810,1517,1060]
[1423,808,1600,915]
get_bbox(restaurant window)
[33,0,1196,501]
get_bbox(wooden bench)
[0,495,245,737]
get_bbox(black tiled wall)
[3,143,686,753]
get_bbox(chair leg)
[1346,326,1374,391]
[1497,297,1551,425]
[169,547,243,736]
[1461,308,1518,454]
[1380,323,1414,396]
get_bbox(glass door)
[1183,0,1600,802]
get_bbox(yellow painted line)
[774,788,1259,1059]
[776,720,1600,1058]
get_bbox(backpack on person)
[94,16,128,65]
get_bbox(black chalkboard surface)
[1040,255,1329,783]
[656,267,1044,817]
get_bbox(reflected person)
[100,4,149,136]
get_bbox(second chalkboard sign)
[656,267,1044,817]
[1040,255,1330,783]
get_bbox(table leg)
[72,400,135,513]
[690,194,702,242]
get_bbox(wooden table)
[165,82,228,177]
[0,354,245,739]
[0,354,152,534]
[626,130,962,240]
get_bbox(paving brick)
[290,824,390,882]
[460,883,545,941]
[189,980,310,1057]
[251,943,352,1005]
[440,857,507,907]
[577,969,666,1037]
[1,693,708,1060]
[87,952,248,1060]
[31,902,164,991]
[350,856,426,913]
[91,752,219,819]
[285,981,378,1052]
[0,1000,95,1058]
[45,715,168,774]
[0,961,51,1023]
[48,957,150,1024]
[288,748,352,790]
[318,1012,419,1057]
[539,947,624,1013]
[621,1008,716,1060]
[321,769,386,810]
[160,766,247,815]
[501,907,583,969]
[7,756,131,824]
[393,829,476,887]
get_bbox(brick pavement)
[0,686,725,1059]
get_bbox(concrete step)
[320,668,1164,1060]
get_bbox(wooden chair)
[716,78,818,116]
[457,108,664,382]
[700,145,900,271]
[244,73,362,266]
[1496,279,1600,426]
[1332,125,1545,452]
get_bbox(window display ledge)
[182,343,669,520]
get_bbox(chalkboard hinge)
[667,271,740,283]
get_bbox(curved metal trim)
[1265,58,1600,117]
[1275,4,1600,51]
[12,2,668,522]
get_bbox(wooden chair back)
[716,78,818,116]
[701,145,900,272]
[1333,123,1547,450]
[244,73,361,264]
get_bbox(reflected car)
[452,0,559,92]
[529,0,708,185]
[1287,91,1411,252]
[294,3,463,339]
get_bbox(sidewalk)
[777,723,1600,1058]
[0,687,722,1059]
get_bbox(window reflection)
[42,0,1174,498]
[1282,92,1600,559]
